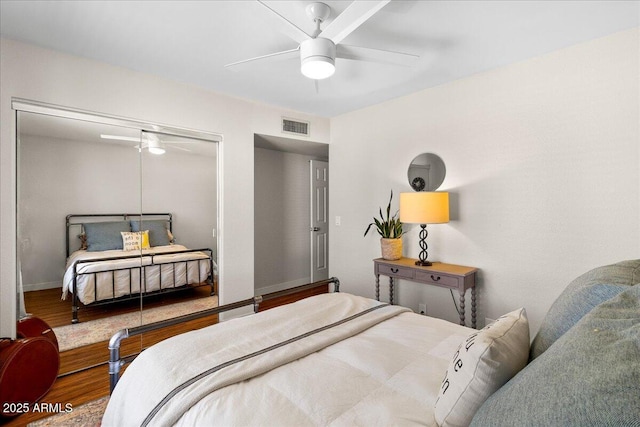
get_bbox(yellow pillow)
[121,230,150,251]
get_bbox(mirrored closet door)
[137,131,219,348]
[16,104,219,375]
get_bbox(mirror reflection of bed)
[63,213,216,324]
[17,109,219,375]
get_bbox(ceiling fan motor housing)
[300,37,336,79]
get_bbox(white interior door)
[310,160,329,282]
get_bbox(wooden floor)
[24,285,217,375]
[3,283,328,426]
[24,283,217,329]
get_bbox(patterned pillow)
[121,230,150,251]
[434,308,530,427]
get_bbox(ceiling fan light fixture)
[301,57,335,80]
[300,38,336,80]
[147,136,166,155]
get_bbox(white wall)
[329,28,640,336]
[141,142,218,253]
[18,135,139,288]
[254,148,318,293]
[0,38,330,337]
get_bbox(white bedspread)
[62,244,213,305]
[102,293,472,427]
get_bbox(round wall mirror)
[407,153,446,191]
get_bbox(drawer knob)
[431,275,441,281]
[391,268,399,273]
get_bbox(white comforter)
[62,245,213,305]
[102,293,472,427]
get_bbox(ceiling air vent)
[282,117,310,137]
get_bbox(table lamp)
[400,192,449,266]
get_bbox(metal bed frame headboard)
[108,277,341,393]
[66,213,173,257]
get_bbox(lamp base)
[416,224,432,267]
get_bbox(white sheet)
[62,244,214,305]
[102,293,472,427]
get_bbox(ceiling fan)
[225,0,419,80]
[100,132,193,154]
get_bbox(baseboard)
[255,277,312,296]
[23,281,61,292]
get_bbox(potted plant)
[364,190,404,260]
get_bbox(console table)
[373,258,478,328]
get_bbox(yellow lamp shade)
[400,192,450,224]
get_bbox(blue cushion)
[471,284,640,427]
[83,221,131,252]
[530,260,640,360]
[130,220,170,247]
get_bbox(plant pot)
[380,238,402,260]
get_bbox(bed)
[62,214,216,324]
[104,260,640,426]
[103,278,534,427]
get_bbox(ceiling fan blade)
[256,0,311,44]
[319,0,390,45]
[135,141,191,153]
[167,144,192,153]
[225,47,299,69]
[101,134,141,142]
[336,44,419,66]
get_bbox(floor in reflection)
[24,284,214,328]
[23,285,216,375]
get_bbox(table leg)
[375,274,380,301]
[458,288,466,326]
[389,277,394,305]
[471,287,476,329]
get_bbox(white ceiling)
[1,1,638,117]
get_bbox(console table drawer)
[415,271,459,287]
[377,264,414,279]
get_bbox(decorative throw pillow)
[131,220,170,247]
[471,284,640,427]
[530,259,640,360]
[434,308,530,427]
[121,230,150,251]
[530,283,626,360]
[78,233,87,250]
[83,221,131,252]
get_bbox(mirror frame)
[12,99,223,144]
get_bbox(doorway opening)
[254,134,329,295]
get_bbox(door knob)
[310,227,320,232]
